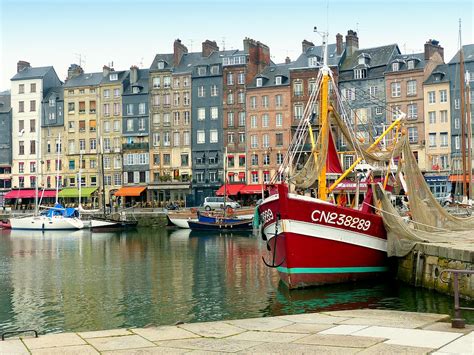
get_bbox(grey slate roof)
[292,43,345,69]
[340,44,400,71]
[449,44,474,64]
[424,64,450,85]
[64,72,103,87]
[42,86,64,102]
[100,70,129,84]
[150,53,174,71]
[247,62,296,89]
[0,92,11,112]
[123,69,150,95]
[385,53,426,73]
[10,66,55,81]
[174,52,203,74]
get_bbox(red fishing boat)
[258,35,403,289]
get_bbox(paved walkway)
[1,309,472,354]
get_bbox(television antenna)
[74,53,86,68]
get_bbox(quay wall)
[396,242,473,299]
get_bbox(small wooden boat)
[0,219,11,229]
[188,218,253,231]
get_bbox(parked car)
[203,197,241,211]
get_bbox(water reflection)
[0,227,472,335]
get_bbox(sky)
[0,0,473,91]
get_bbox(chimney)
[66,64,84,80]
[336,33,343,55]
[244,37,271,84]
[130,65,139,84]
[345,30,359,56]
[202,40,219,57]
[17,60,31,73]
[174,39,188,66]
[424,39,444,61]
[285,56,291,64]
[103,65,111,77]
[302,40,314,53]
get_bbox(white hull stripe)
[263,219,387,252]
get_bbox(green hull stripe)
[276,266,389,274]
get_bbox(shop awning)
[215,183,245,196]
[449,174,474,182]
[238,172,246,178]
[5,189,57,199]
[240,184,265,195]
[58,187,98,198]
[114,186,146,197]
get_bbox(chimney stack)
[285,56,291,64]
[424,39,444,61]
[345,30,359,56]
[243,37,271,84]
[202,40,219,57]
[302,40,315,53]
[102,65,111,77]
[130,65,139,84]
[336,33,343,55]
[66,64,84,80]
[17,60,31,73]
[174,39,188,66]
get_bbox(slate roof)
[11,66,55,81]
[0,92,11,112]
[174,52,204,74]
[247,62,296,89]
[100,70,129,85]
[449,44,474,64]
[150,53,174,71]
[64,72,103,87]
[42,86,64,102]
[340,44,400,71]
[123,69,150,95]
[385,53,426,73]
[424,64,450,85]
[292,43,345,69]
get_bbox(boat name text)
[260,209,274,224]
[311,210,371,231]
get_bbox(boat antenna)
[314,26,329,73]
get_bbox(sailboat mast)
[466,75,472,199]
[459,20,468,199]
[79,150,82,208]
[100,137,106,216]
[55,133,60,204]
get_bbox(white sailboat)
[10,134,84,230]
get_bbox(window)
[407,80,416,96]
[210,130,218,143]
[227,112,234,127]
[263,154,270,165]
[210,107,218,119]
[440,110,448,123]
[294,104,303,119]
[262,96,269,108]
[30,140,35,155]
[354,69,367,79]
[163,132,171,146]
[276,133,283,146]
[103,138,111,151]
[153,77,161,88]
[183,131,190,145]
[376,107,383,115]
[103,103,110,116]
[19,84,24,94]
[198,67,206,76]
[275,113,283,127]
[407,60,415,70]
[277,153,283,164]
[173,132,180,146]
[126,104,133,115]
[262,134,269,148]
[238,112,246,126]
[181,154,189,167]
[103,89,110,98]
[275,76,282,85]
[440,132,448,147]
[29,119,35,132]
[369,86,378,97]
[210,85,218,96]
[429,133,436,147]
[392,62,399,71]
[238,72,245,84]
[198,86,205,97]
[174,111,180,126]
[239,132,245,143]
[256,78,263,87]
[251,135,258,148]
[79,120,86,132]
[138,103,146,114]
[184,111,190,125]
[104,121,110,133]
[79,139,85,151]
[252,172,259,183]
[251,115,257,128]
[408,127,418,143]
[428,111,436,124]
[428,91,436,104]
[262,114,269,127]
[90,138,97,150]
[250,96,257,109]
[238,91,245,104]
[18,162,24,173]
[408,104,418,119]
[29,100,36,112]
[293,81,303,96]
[173,93,180,106]
[198,108,205,120]
[113,103,120,115]
[227,133,234,144]
[138,118,145,131]
[163,76,171,88]
[163,113,170,125]
[227,92,234,105]
[251,154,258,165]
[163,93,170,105]
[113,120,119,132]
[455,136,460,150]
[89,100,96,113]
[455,99,460,109]
[454,118,460,129]
[391,82,401,97]
[127,119,133,131]
[440,90,447,103]
[275,95,282,108]
[153,133,160,146]
[30,83,36,93]
[197,130,205,144]
[210,65,219,75]
[227,73,234,85]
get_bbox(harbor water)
[0,227,472,334]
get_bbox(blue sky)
[1,0,472,91]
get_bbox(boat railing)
[439,269,474,328]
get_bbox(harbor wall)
[396,242,473,299]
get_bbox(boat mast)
[100,137,107,216]
[458,20,468,199]
[467,73,473,199]
[55,133,60,204]
[78,149,82,208]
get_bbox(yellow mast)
[317,70,330,200]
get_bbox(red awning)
[215,183,246,196]
[240,184,265,195]
[227,155,234,158]
[5,189,57,199]
[238,172,246,178]
[251,171,258,175]
[228,172,235,176]
[449,174,474,182]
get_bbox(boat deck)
[1,309,471,353]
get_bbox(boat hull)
[259,184,388,289]
[10,215,84,230]
[90,217,138,231]
[188,219,253,231]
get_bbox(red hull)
[259,184,388,289]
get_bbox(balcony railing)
[122,142,149,150]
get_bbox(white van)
[203,197,241,211]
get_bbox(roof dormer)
[357,53,371,66]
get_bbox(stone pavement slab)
[319,324,369,335]
[432,331,474,355]
[273,322,334,333]
[358,343,434,354]
[0,339,29,354]
[323,309,450,323]
[225,316,292,331]
[30,344,99,354]
[22,332,86,349]
[226,330,308,343]
[178,321,245,338]
[102,346,189,354]
[157,338,262,352]
[85,334,155,351]
[239,342,361,354]
[78,328,132,339]
[338,316,440,328]
[295,333,385,348]
[277,313,350,324]
[132,325,201,342]
[352,326,464,348]
[422,322,474,334]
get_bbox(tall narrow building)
[0,91,12,205]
